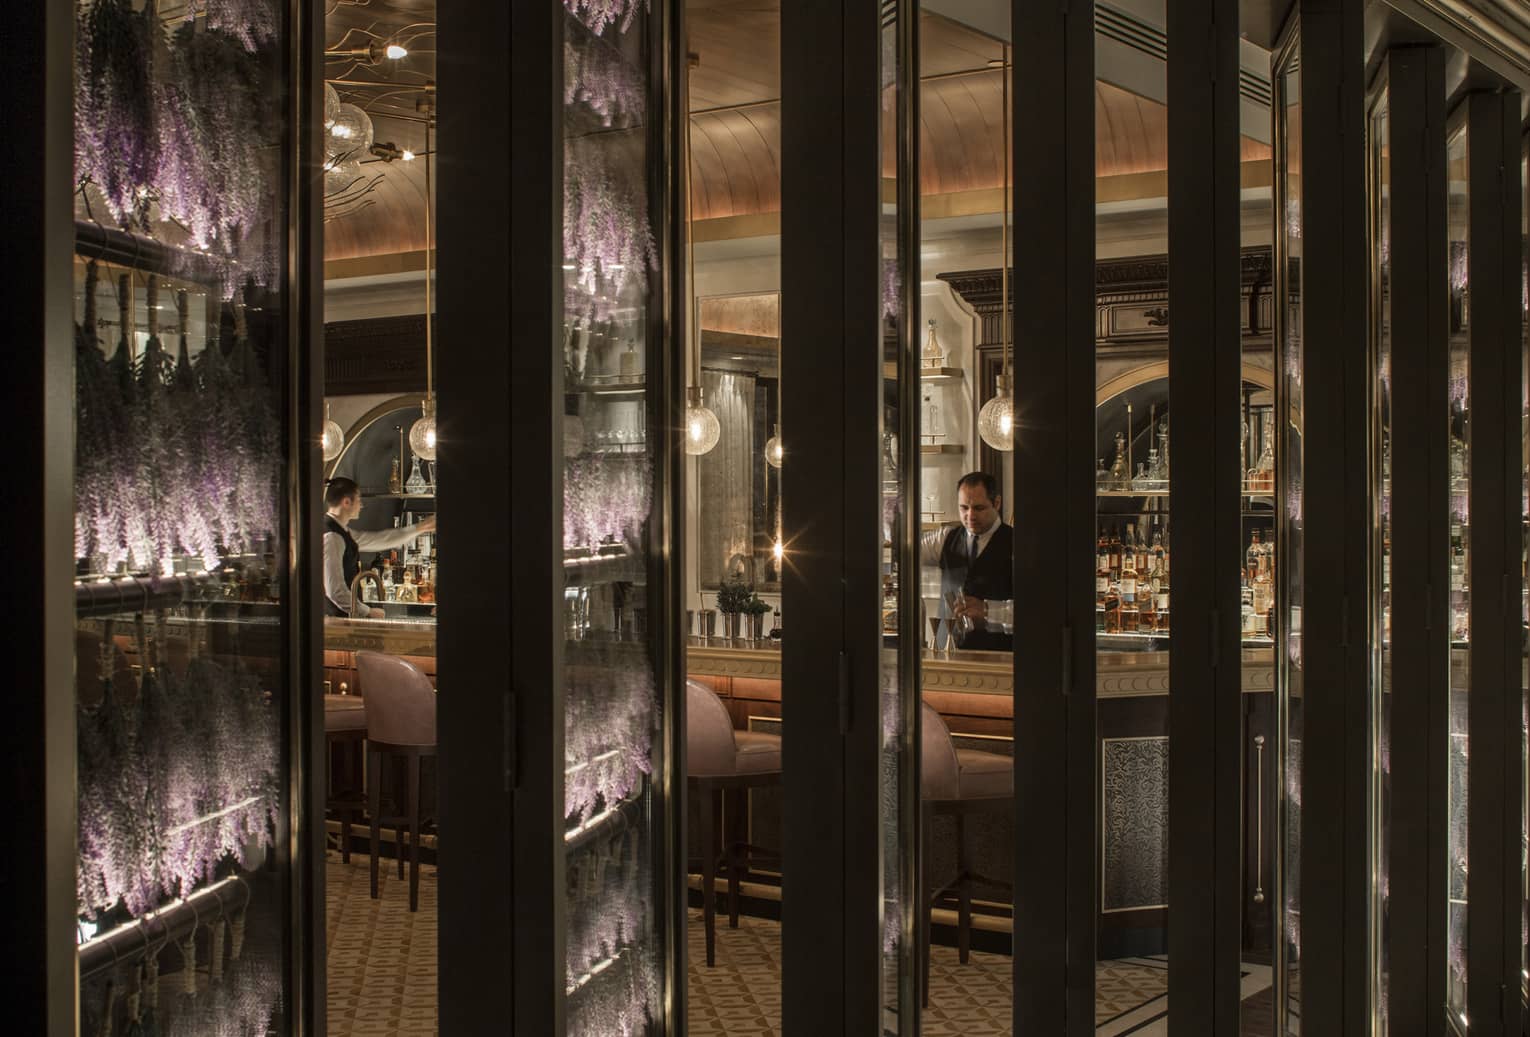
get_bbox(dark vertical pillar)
[291,0,328,1027]
[780,0,883,1030]
[1293,0,1371,1031]
[1382,44,1449,1036]
[1011,0,1096,1033]
[1465,87,1524,1037]
[437,0,562,1030]
[6,0,76,1034]
[1167,0,1244,1029]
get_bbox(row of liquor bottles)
[1095,519,1278,637]
[1094,412,1277,495]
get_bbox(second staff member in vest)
[323,477,436,618]
[920,471,1013,651]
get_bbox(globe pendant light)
[681,54,720,456]
[409,123,438,461]
[764,424,784,468]
[977,45,1014,453]
[321,401,345,461]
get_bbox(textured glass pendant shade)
[684,386,720,456]
[764,424,784,468]
[977,375,1014,452]
[409,395,438,461]
[320,402,345,461]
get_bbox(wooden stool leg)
[368,746,382,899]
[698,781,716,967]
[727,788,745,929]
[956,813,971,965]
[339,738,353,864]
[407,753,422,913]
[921,804,932,1009]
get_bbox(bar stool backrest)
[920,703,961,801]
[356,650,436,747]
[687,679,738,776]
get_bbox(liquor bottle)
[388,457,402,494]
[1120,526,1139,627]
[1096,534,1112,604]
[1246,529,1264,583]
[921,319,945,369]
[1103,584,1122,633]
[1154,563,1170,632]
[1108,432,1129,490]
[1108,525,1122,581]
[1136,524,1151,575]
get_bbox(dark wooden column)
[1380,44,1450,1034]
[1289,0,1372,1031]
[7,0,77,1033]
[780,0,885,1030]
[1166,0,1246,1028]
[1011,0,1097,1033]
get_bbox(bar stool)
[686,679,781,967]
[324,693,368,863]
[357,651,437,912]
[920,702,1012,1004]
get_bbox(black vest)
[326,516,360,617]
[940,523,1013,650]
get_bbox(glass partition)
[1444,116,1471,1027]
[71,0,300,1030]
[1368,83,1392,1032]
[1273,38,1304,1034]
[561,0,671,1029]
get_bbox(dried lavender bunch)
[564,647,657,821]
[76,0,161,225]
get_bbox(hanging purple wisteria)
[564,136,657,323]
[565,35,646,129]
[156,20,274,286]
[563,453,653,551]
[74,277,281,573]
[75,0,162,226]
[77,620,278,922]
[565,651,658,820]
[199,0,278,52]
[564,0,647,35]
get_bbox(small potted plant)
[715,577,751,643]
[744,593,771,642]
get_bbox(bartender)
[920,471,1013,650]
[324,476,436,618]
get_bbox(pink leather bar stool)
[920,702,1013,1005]
[686,679,781,967]
[357,651,437,912]
[323,693,368,864]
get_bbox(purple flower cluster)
[78,628,278,921]
[564,136,658,323]
[565,36,646,128]
[75,0,160,225]
[200,0,278,52]
[564,649,658,820]
[564,0,647,35]
[75,273,281,573]
[75,0,277,289]
[563,453,653,551]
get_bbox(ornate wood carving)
[324,315,428,395]
[938,246,1275,355]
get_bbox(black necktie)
[968,533,978,568]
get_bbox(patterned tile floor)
[325,853,1272,1036]
[326,853,439,1037]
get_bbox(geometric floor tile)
[325,852,439,1037]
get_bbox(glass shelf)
[921,443,964,455]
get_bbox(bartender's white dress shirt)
[324,522,430,616]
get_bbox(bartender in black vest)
[920,471,1013,651]
[323,476,436,618]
